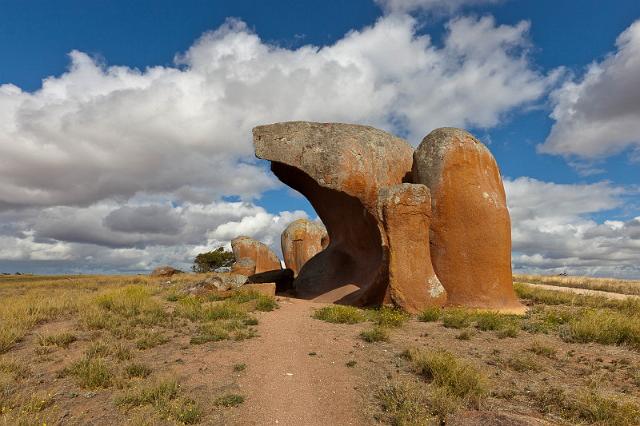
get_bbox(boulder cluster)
[249,122,525,314]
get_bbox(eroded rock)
[254,121,414,306]
[185,273,248,294]
[378,183,447,313]
[231,236,281,275]
[281,219,328,276]
[413,128,525,314]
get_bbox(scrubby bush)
[192,247,235,273]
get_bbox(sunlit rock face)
[413,128,525,314]
[231,236,282,276]
[281,218,328,277]
[254,121,522,314]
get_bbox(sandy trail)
[520,282,640,300]
[228,297,369,426]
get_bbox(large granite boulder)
[254,121,419,307]
[413,128,525,314]
[230,236,282,275]
[281,219,328,276]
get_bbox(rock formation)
[254,121,438,310]
[253,121,523,314]
[378,184,447,311]
[230,236,282,275]
[281,219,328,276]
[150,265,182,277]
[413,128,525,314]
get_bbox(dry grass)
[0,273,274,424]
[515,274,640,296]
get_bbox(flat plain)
[1,274,639,425]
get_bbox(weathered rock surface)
[150,265,182,277]
[281,219,328,276]
[185,272,248,294]
[413,128,525,314]
[231,236,282,275]
[248,268,295,293]
[378,184,447,313]
[254,121,414,306]
[231,258,256,276]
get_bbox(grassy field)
[515,273,640,296]
[2,274,640,425]
[0,274,276,425]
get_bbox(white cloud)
[506,177,640,278]
[0,199,306,273]
[540,19,640,159]
[0,15,551,211]
[375,0,500,15]
[0,14,561,274]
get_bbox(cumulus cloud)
[506,177,640,278]
[540,19,640,159]
[0,200,307,273]
[0,14,566,274]
[375,0,501,15]
[0,15,551,211]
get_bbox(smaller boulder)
[248,268,294,293]
[186,273,248,294]
[150,266,182,277]
[231,236,282,275]
[281,219,328,276]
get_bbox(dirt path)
[226,297,370,426]
[520,282,640,300]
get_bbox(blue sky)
[0,0,639,277]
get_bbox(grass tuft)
[214,393,244,407]
[405,348,487,406]
[417,307,441,322]
[65,357,113,389]
[360,326,390,343]
[312,305,367,324]
[38,332,77,348]
[125,363,152,379]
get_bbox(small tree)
[192,247,235,273]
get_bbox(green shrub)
[372,306,410,328]
[38,332,77,348]
[360,326,390,343]
[312,305,367,324]
[417,307,441,322]
[66,357,112,389]
[125,363,152,378]
[441,309,472,329]
[115,379,179,407]
[559,309,640,349]
[192,247,235,273]
[405,348,487,406]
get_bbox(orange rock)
[149,265,182,277]
[231,236,282,275]
[413,128,525,314]
[378,184,447,313]
[231,258,256,276]
[281,219,328,276]
[254,121,413,306]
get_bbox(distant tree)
[192,247,235,273]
